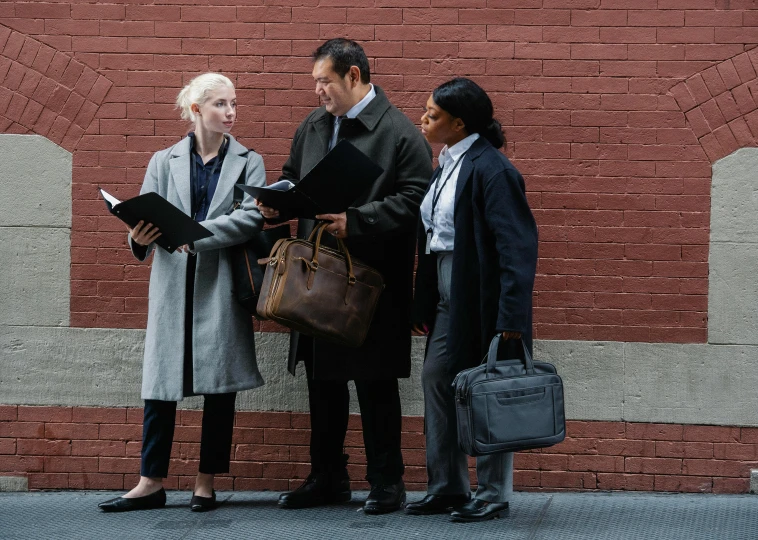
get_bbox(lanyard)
[425,151,467,254]
[191,137,226,220]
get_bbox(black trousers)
[305,359,404,486]
[140,393,237,478]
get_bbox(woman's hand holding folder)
[129,220,162,246]
[255,199,280,220]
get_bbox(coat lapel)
[206,136,247,219]
[313,112,333,159]
[454,138,488,210]
[169,137,192,215]
[453,156,474,209]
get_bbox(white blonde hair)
[176,72,234,122]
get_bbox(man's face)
[312,57,356,116]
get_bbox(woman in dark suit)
[406,78,538,522]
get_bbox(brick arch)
[0,25,112,152]
[669,47,758,164]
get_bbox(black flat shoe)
[278,473,351,509]
[405,493,471,515]
[450,498,508,522]
[363,481,406,515]
[190,490,218,512]
[98,488,166,513]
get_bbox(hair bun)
[484,118,505,149]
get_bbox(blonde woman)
[98,73,266,513]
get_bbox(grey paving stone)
[1,491,757,540]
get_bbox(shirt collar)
[189,132,228,164]
[343,84,376,120]
[438,133,480,169]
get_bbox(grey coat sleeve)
[128,152,160,262]
[192,152,266,252]
[346,117,433,237]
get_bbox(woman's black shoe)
[450,498,508,522]
[98,488,167,513]
[405,493,471,515]
[190,490,218,512]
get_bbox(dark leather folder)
[237,140,384,218]
[99,188,213,254]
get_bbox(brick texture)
[1,407,756,493]
[3,3,751,339]
[2,3,758,494]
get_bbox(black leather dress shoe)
[363,481,406,515]
[190,490,218,512]
[98,488,167,513]
[450,498,509,522]
[405,493,471,515]
[278,473,351,509]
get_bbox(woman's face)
[194,85,236,134]
[420,95,465,146]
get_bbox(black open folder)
[237,139,384,219]
[99,188,213,254]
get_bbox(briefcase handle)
[485,335,534,378]
[302,222,357,301]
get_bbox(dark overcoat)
[279,86,433,381]
[413,137,538,375]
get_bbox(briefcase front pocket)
[471,380,563,449]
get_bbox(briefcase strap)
[305,222,357,291]
[485,335,535,378]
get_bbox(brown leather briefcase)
[256,222,384,348]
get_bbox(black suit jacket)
[413,136,538,373]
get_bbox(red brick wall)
[1,406,754,493]
[2,1,758,494]
[3,1,757,341]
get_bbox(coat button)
[367,217,375,223]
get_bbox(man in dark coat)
[257,38,432,514]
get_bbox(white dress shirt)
[329,84,376,150]
[420,133,480,253]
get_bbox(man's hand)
[129,220,161,246]
[502,331,522,340]
[316,212,348,239]
[412,323,429,336]
[256,199,280,220]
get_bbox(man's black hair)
[313,38,371,84]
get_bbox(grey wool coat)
[130,135,266,401]
[277,86,433,381]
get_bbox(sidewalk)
[1,490,756,539]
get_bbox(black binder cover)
[237,139,384,218]
[99,188,213,254]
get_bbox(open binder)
[99,188,213,254]
[237,140,384,218]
